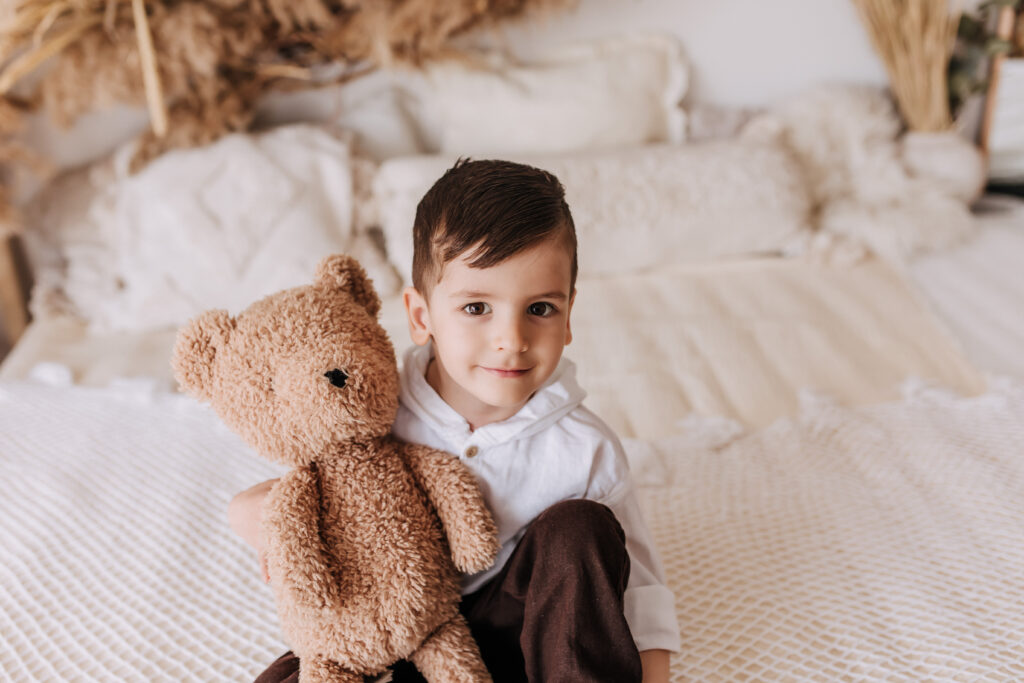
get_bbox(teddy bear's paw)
[451,532,501,575]
[408,613,492,683]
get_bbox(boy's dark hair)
[412,158,577,294]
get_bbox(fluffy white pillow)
[23,158,138,324]
[742,85,979,261]
[373,142,813,286]
[423,34,688,156]
[255,70,428,161]
[25,124,399,331]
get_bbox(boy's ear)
[403,286,432,346]
[315,253,381,318]
[172,309,235,399]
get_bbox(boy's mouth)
[481,366,532,378]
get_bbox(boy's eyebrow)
[451,289,568,300]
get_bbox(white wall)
[486,0,889,106]
[17,0,890,173]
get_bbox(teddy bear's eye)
[324,369,349,388]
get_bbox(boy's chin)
[470,372,558,410]
[471,386,535,413]
[482,393,530,410]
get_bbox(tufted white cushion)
[423,34,689,156]
[25,124,399,331]
[373,141,813,286]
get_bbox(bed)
[4,30,1024,683]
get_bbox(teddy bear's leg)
[408,613,492,683]
[298,655,364,683]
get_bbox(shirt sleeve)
[593,437,682,653]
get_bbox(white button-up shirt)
[395,344,681,653]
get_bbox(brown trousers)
[254,499,641,683]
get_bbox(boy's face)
[403,238,575,428]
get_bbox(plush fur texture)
[173,254,498,682]
[742,85,983,264]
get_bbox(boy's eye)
[462,302,491,316]
[528,302,557,317]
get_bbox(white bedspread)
[632,377,1024,682]
[0,382,286,681]
[3,376,1024,681]
[910,196,1024,381]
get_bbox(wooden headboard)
[0,230,32,351]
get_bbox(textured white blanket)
[629,378,1024,682]
[2,379,1024,681]
[0,382,286,681]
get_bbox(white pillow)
[25,124,400,332]
[373,142,813,287]
[423,34,688,156]
[254,70,428,161]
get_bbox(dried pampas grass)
[852,0,962,132]
[0,0,574,163]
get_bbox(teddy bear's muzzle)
[324,368,349,388]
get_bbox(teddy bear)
[172,253,499,683]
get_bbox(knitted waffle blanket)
[627,378,1024,682]
[0,380,285,681]
[2,377,1023,681]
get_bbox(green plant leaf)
[986,38,1014,56]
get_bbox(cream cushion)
[424,34,688,156]
[24,124,399,332]
[373,141,813,287]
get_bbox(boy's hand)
[640,649,670,683]
[227,478,278,582]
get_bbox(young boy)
[229,159,680,683]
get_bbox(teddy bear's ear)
[315,253,381,318]
[172,309,235,400]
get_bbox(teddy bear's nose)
[324,369,349,388]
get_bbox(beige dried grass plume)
[0,0,575,164]
[852,0,962,132]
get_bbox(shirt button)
[464,445,479,458]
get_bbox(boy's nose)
[494,319,528,353]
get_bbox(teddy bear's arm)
[262,467,341,609]
[401,443,500,574]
